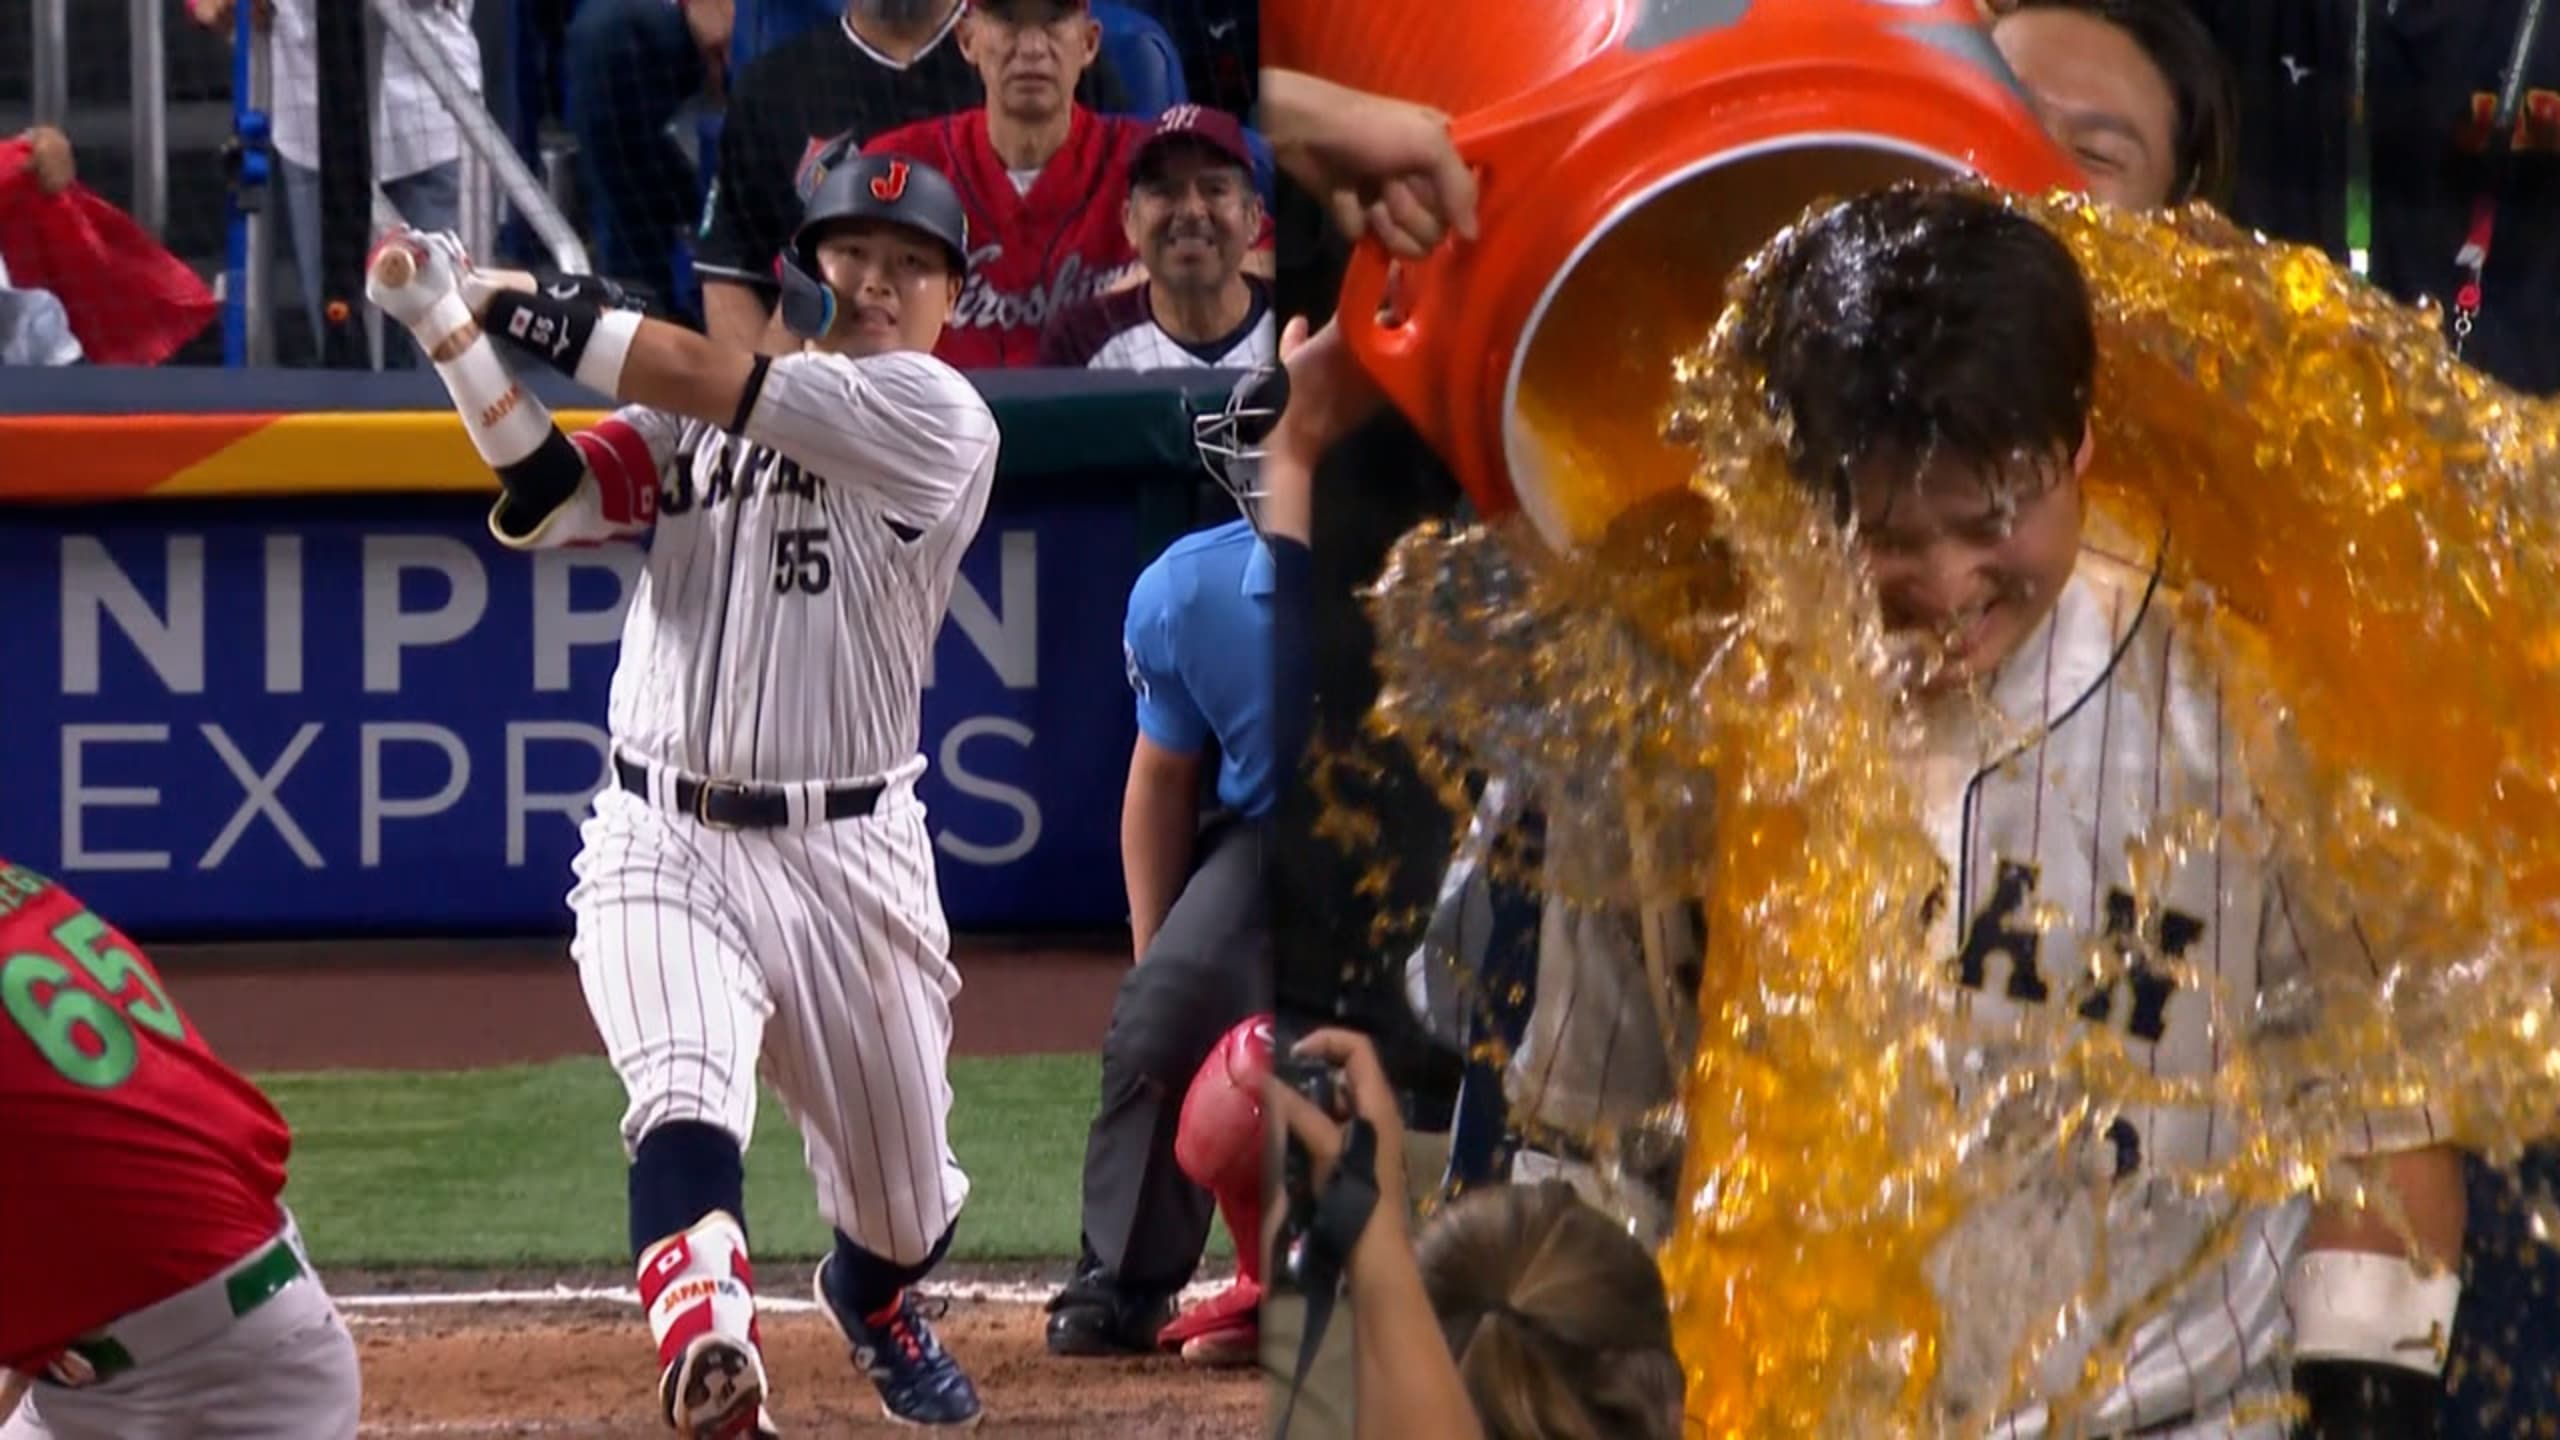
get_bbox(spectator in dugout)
[688,0,1131,350]
[863,0,1274,370]
[1038,104,1276,370]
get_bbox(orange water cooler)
[1292,0,2085,552]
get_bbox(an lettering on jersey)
[1955,859,2049,1004]
[1951,859,2199,1047]
[662,448,828,519]
[2072,889,2202,1045]
[950,246,1135,335]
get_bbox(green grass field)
[260,1053,1226,1270]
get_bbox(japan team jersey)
[1491,542,2441,1436]
[863,106,1275,370]
[0,861,292,1369]
[490,348,1000,784]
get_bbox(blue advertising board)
[0,494,1142,937]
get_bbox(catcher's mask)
[1191,361,1290,533]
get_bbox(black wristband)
[490,428,586,540]
[527,268,652,315]
[2290,1359,2443,1440]
[485,290,602,376]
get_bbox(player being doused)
[367,141,997,1435]
[1360,185,2468,1439]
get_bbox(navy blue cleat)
[814,1254,985,1429]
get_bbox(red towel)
[0,137,219,366]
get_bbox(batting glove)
[363,226,473,330]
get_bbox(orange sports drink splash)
[1289,2,2094,1433]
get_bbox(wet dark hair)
[1738,184,2096,519]
[1414,1182,1685,1440]
[2006,0,2240,207]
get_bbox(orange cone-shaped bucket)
[1327,0,2084,553]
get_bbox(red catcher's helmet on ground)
[777,136,971,340]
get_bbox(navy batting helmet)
[777,137,971,340]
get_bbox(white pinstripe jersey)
[1505,543,2439,1436]
[491,349,1000,784]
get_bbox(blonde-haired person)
[1267,1026,1686,1440]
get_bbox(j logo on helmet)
[871,161,911,203]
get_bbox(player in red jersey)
[0,859,360,1440]
[861,0,1272,369]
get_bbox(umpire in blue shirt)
[1045,383,1281,1358]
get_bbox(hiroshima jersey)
[862,105,1275,370]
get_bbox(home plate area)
[342,1272,1261,1438]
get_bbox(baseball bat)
[371,242,416,290]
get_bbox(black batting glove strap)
[2289,1359,2444,1440]
[490,428,586,541]
[485,289,603,377]
[527,268,652,315]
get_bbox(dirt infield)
[146,936,1261,1436]
[156,934,1133,1070]
[345,1285,1260,1438]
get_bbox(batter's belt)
[613,752,887,831]
[48,1223,308,1386]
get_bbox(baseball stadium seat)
[729,0,840,75]
[1091,2,1186,116]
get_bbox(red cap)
[1133,105,1254,180]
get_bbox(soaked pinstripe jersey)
[492,349,999,783]
[1920,542,2304,1438]
[1502,542,2439,1436]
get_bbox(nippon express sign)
[0,497,1139,936]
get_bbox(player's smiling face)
[1849,435,2088,695]
[811,221,961,357]
[1126,146,1257,292]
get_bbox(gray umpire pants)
[1078,814,1274,1298]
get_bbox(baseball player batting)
[1403,187,2468,1439]
[0,859,361,1440]
[366,139,997,1435]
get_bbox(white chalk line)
[339,1277,1226,1325]
[358,1414,601,1424]
[344,1278,1237,1434]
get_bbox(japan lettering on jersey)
[1906,543,2436,1438]
[863,106,1274,370]
[0,861,292,1368]
[488,347,1000,785]
[1493,543,2437,1434]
